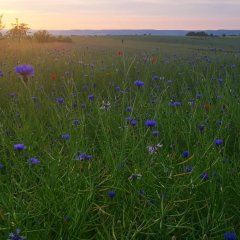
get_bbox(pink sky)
[1,0,240,30]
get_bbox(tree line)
[0,15,72,43]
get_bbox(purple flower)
[131,120,137,126]
[14,144,26,151]
[224,232,237,240]
[62,133,70,140]
[184,166,193,173]
[145,120,157,128]
[8,228,26,240]
[75,152,92,161]
[139,189,145,196]
[152,75,159,80]
[15,65,34,76]
[182,151,190,158]
[108,191,116,198]
[215,139,224,146]
[134,80,144,87]
[73,120,80,125]
[27,157,40,165]
[126,106,132,112]
[56,98,64,104]
[152,130,159,136]
[0,163,4,169]
[31,96,37,102]
[88,94,95,100]
[200,173,209,181]
[0,70,3,77]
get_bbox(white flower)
[147,143,163,154]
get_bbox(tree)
[0,15,5,36]
[34,30,52,42]
[6,18,30,41]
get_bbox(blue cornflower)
[134,80,144,87]
[0,163,4,169]
[73,120,80,125]
[196,93,202,99]
[173,101,182,106]
[108,191,116,198]
[167,80,173,85]
[224,232,237,240]
[139,189,145,196]
[131,120,137,126]
[62,134,70,140]
[186,86,191,90]
[145,120,157,128]
[88,94,95,100]
[9,93,17,98]
[152,75,159,80]
[152,130,159,136]
[81,103,87,108]
[0,70,3,77]
[27,157,40,165]
[31,96,37,102]
[126,106,132,112]
[198,124,205,132]
[8,228,26,240]
[75,152,92,161]
[215,139,224,146]
[56,98,64,104]
[200,173,209,181]
[15,65,34,76]
[14,144,26,151]
[184,166,193,173]
[182,151,190,158]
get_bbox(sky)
[0,0,240,30]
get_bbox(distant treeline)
[186,31,210,37]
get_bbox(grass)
[0,36,239,239]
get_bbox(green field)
[0,36,240,239]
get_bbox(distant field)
[0,36,239,239]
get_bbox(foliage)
[186,31,209,37]
[34,30,72,43]
[6,18,30,40]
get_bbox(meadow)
[0,35,240,239]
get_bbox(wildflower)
[147,143,163,154]
[173,101,181,107]
[63,214,70,222]
[100,100,111,111]
[167,80,173,85]
[152,130,159,136]
[134,80,144,87]
[0,70,3,77]
[62,134,70,140]
[215,139,224,146]
[108,191,116,198]
[148,199,156,205]
[129,173,142,180]
[117,50,123,57]
[145,120,157,128]
[131,120,137,126]
[139,189,145,196]
[200,173,209,181]
[126,106,132,112]
[152,75,159,80]
[224,232,237,240]
[27,157,40,165]
[196,93,202,99]
[75,152,92,161]
[81,103,86,108]
[198,124,205,132]
[51,73,57,80]
[184,166,193,173]
[88,94,95,100]
[0,163,4,169]
[56,98,64,104]
[73,120,80,125]
[14,144,26,151]
[15,64,34,83]
[182,151,190,158]
[7,228,26,240]
[31,96,37,102]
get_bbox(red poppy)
[51,73,57,80]
[118,50,123,57]
[203,103,210,111]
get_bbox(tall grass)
[0,36,239,239]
